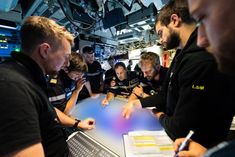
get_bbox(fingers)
[84,118,95,130]
[122,109,130,119]
[177,151,194,157]
[122,104,132,119]
[101,99,109,106]
[76,78,86,91]
[174,138,185,151]
[133,86,143,96]
[77,78,86,85]
[91,93,99,99]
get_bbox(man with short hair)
[173,0,235,156]
[122,0,234,148]
[0,16,94,157]
[47,52,88,115]
[102,62,139,105]
[83,46,104,93]
[104,56,116,93]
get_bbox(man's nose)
[64,59,70,67]
[197,24,210,48]
[159,39,163,45]
[143,72,147,78]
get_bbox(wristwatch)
[73,119,81,128]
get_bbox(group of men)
[123,0,235,156]
[0,0,235,156]
[123,0,234,150]
[102,52,168,105]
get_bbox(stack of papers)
[123,130,174,157]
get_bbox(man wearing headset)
[129,52,168,100]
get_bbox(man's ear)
[170,14,181,27]
[38,43,50,59]
[154,64,161,72]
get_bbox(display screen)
[0,29,20,57]
[70,94,162,156]
[71,94,161,139]
[94,44,115,59]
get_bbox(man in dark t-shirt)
[0,16,95,157]
[104,56,116,93]
[80,46,103,98]
[47,52,87,114]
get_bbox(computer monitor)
[0,28,20,57]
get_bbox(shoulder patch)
[50,78,57,84]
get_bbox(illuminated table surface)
[70,94,163,157]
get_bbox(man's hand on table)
[101,98,109,106]
[122,99,142,119]
[78,118,95,130]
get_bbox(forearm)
[55,108,76,127]
[85,81,93,95]
[64,89,80,115]
[99,75,104,92]
[132,99,142,108]
[140,93,166,109]
[158,114,190,141]
[8,143,44,157]
[128,93,138,102]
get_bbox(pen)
[174,130,194,157]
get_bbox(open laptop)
[67,131,120,157]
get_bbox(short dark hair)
[114,62,126,70]
[82,46,94,54]
[156,0,195,26]
[68,52,88,73]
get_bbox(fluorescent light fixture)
[136,21,147,25]
[134,28,141,32]
[141,25,152,30]
[0,24,17,30]
[119,36,140,44]
[129,24,135,27]
[116,29,133,36]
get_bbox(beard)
[146,69,159,81]
[165,30,180,50]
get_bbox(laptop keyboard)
[67,131,119,157]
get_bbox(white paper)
[123,130,174,157]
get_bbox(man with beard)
[128,52,168,101]
[173,0,235,156]
[122,0,234,148]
